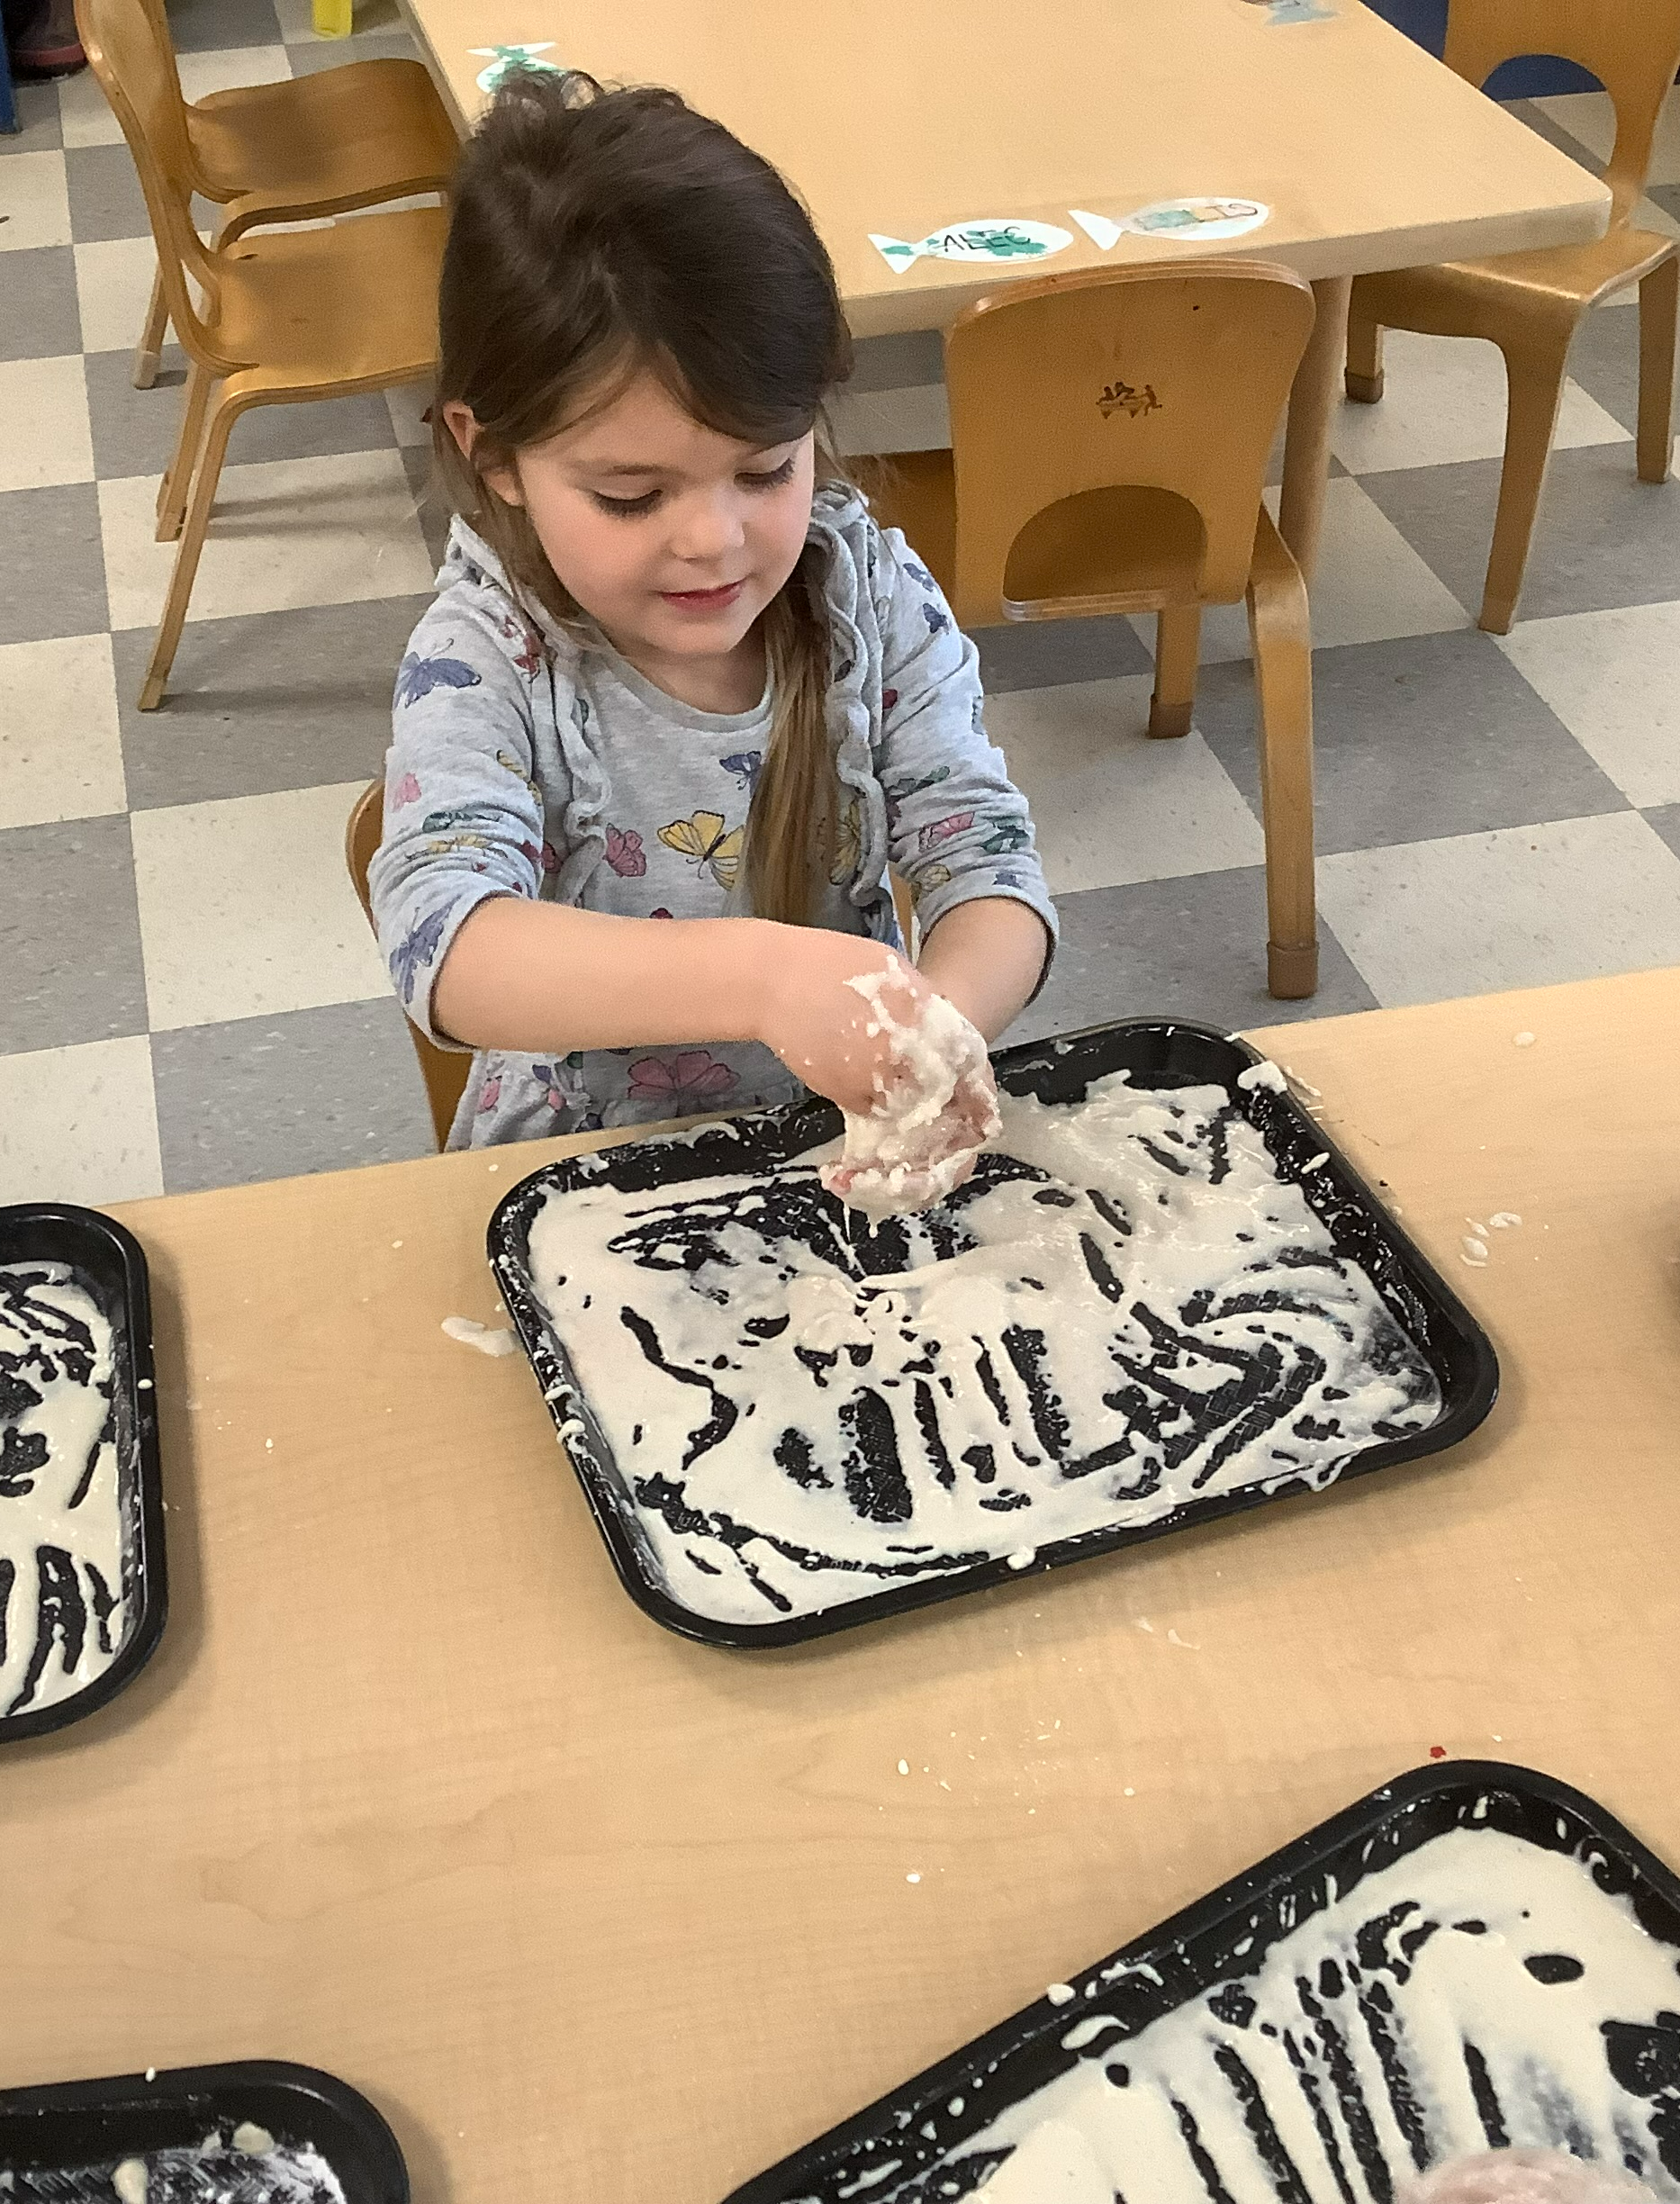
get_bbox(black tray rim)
[487,1016,1501,1651]
[0,2055,410,2201]
[722,1757,1680,2204]
[0,1202,169,1743]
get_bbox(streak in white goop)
[820,962,1000,1218]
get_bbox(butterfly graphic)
[829,799,862,884]
[921,602,951,637]
[391,772,422,808]
[720,749,763,794]
[981,817,1032,855]
[394,650,482,707]
[605,826,647,878]
[992,866,1028,890]
[531,1061,571,1112]
[658,809,744,890]
[883,764,950,826]
[881,687,899,717]
[422,803,503,836]
[917,810,974,854]
[476,1076,502,1115]
[911,862,952,908]
[500,615,545,676]
[391,906,450,1004]
[627,1051,738,1111]
[541,841,561,876]
[904,560,937,592]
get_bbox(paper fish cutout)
[869,218,1074,273]
[471,42,564,93]
[1071,199,1270,249]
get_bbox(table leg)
[1278,275,1351,582]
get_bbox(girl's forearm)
[431,894,781,1052]
[917,898,1050,1040]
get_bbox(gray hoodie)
[370,484,1057,1147]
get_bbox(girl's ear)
[442,401,525,510]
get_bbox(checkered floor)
[3,17,1680,1208]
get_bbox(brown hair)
[435,69,854,925]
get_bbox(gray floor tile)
[113,592,429,807]
[1648,184,1680,228]
[1644,802,1680,861]
[0,813,148,1051]
[1194,628,1628,856]
[0,481,108,640]
[284,30,419,72]
[976,613,1154,695]
[1,78,64,155]
[1504,97,1602,172]
[64,142,150,245]
[152,995,435,1191]
[1563,301,1648,441]
[1005,867,1377,1048]
[1362,443,1680,624]
[85,341,397,481]
[849,330,944,396]
[163,0,285,52]
[0,245,82,358]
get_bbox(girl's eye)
[591,488,661,518]
[740,456,798,492]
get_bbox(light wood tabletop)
[396,0,1612,574]
[6,967,1677,2204]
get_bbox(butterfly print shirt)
[370,495,1056,1149]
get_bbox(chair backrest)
[941,261,1316,625]
[347,781,470,1151]
[1446,0,1680,225]
[73,0,242,373]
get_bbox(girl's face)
[447,370,816,684]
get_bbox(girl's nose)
[669,488,747,563]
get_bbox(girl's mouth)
[659,580,746,613]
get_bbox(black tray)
[0,2058,408,2201]
[0,1203,167,1740]
[726,1760,1680,2202]
[489,1018,1499,1648]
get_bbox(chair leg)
[156,359,215,544]
[1345,289,1386,403]
[139,393,242,712]
[1480,331,1572,635]
[1245,509,1317,1001]
[1148,605,1201,737]
[132,259,169,390]
[1637,251,1678,485]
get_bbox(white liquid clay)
[863,1826,1680,2203]
[0,1261,129,1716]
[526,1072,1440,1626]
[820,970,1000,1218]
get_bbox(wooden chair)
[77,0,447,709]
[863,261,1321,999]
[129,0,456,389]
[348,780,471,1150]
[1346,0,1680,634]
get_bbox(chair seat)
[214,203,446,390]
[190,56,456,213]
[1367,223,1677,332]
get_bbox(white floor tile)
[270,0,403,40]
[1331,330,1627,474]
[74,237,164,356]
[0,150,72,253]
[174,45,294,103]
[0,1036,162,1206]
[1134,478,1469,666]
[1318,812,1680,1008]
[0,636,127,830]
[131,781,392,1030]
[58,63,124,149]
[985,673,1264,894]
[1535,89,1680,187]
[98,448,437,633]
[0,356,95,493]
[1498,601,1680,808]
[832,382,951,457]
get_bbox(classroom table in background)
[394,0,1612,580]
[4,966,1677,2203]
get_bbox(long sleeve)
[872,528,1058,971]
[368,601,550,1047]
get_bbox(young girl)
[371,70,1055,1186]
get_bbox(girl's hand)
[758,936,947,1116]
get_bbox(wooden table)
[7,968,1678,2203]
[398,0,1612,574]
